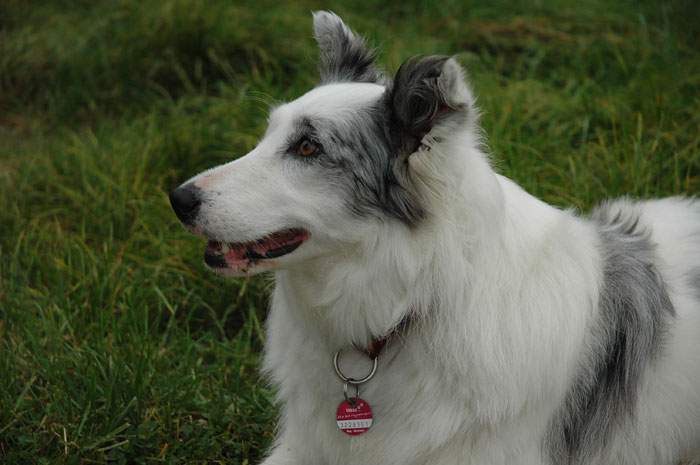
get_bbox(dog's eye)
[297,139,319,157]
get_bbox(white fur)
[182,66,700,465]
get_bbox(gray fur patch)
[292,56,473,225]
[308,12,475,225]
[285,109,424,225]
[690,268,700,300]
[313,11,383,84]
[309,13,474,224]
[546,201,675,464]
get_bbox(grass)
[1,0,698,463]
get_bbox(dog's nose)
[169,184,202,225]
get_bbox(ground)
[0,0,698,463]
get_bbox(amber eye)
[297,139,318,157]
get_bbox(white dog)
[170,11,700,465]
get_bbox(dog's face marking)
[546,201,675,464]
[169,11,473,275]
[266,82,427,225]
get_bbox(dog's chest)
[265,311,470,464]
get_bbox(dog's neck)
[276,138,506,350]
[277,228,432,349]
[269,133,603,426]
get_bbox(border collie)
[170,11,700,465]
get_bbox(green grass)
[1,0,698,463]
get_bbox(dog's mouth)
[204,228,309,274]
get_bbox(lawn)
[0,0,698,463]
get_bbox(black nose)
[169,184,202,225]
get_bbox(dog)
[169,11,700,465]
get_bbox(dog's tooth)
[221,243,230,253]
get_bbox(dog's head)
[170,12,476,276]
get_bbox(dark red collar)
[357,315,414,359]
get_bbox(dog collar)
[332,314,413,436]
[357,314,413,359]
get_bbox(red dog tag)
[336,398,373,435]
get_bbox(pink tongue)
[214,229,309,265]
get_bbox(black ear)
[312,11,383,84]
[387,56,473,154]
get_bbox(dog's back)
[622,198,700,462]
[588,197,700,465]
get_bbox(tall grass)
[1,0,698,462]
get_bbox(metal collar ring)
[333,349,378,385]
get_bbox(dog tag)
[336,398,373,435]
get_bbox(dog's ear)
[312,11,383,84]
[387,56,474,155]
